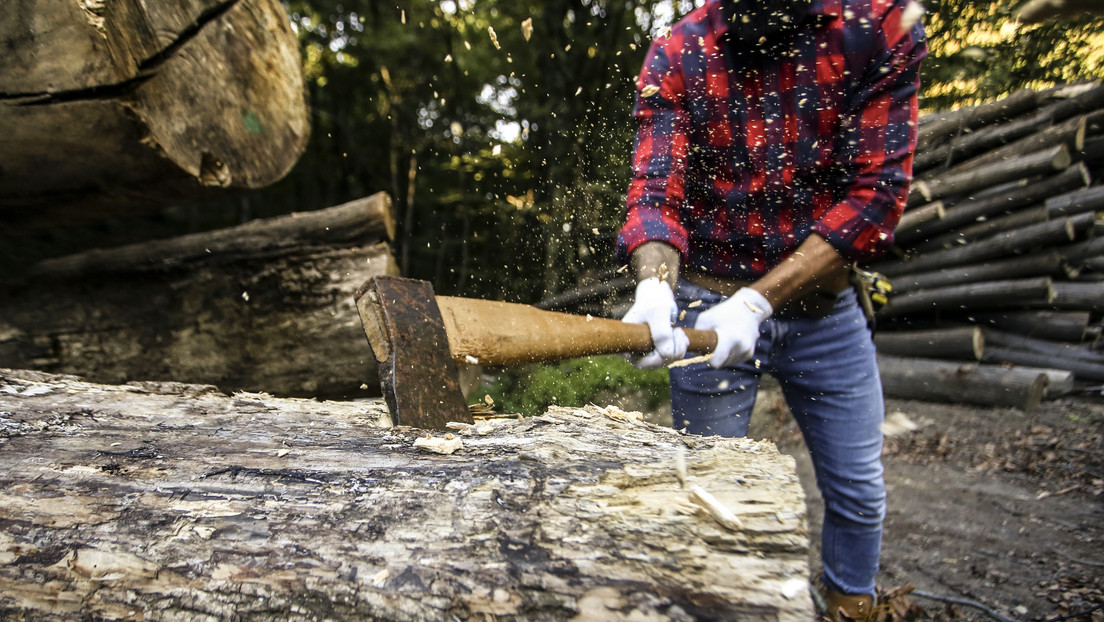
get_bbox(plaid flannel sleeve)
[811,0,927,262]
[617,37,691,262]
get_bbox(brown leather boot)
[823,588,876,621]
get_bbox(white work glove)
[694,287,772,368]
[621,277,689,369]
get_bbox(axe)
[354,275,718,429]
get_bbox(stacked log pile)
[871,81,1104,409]
[0,368,812,621]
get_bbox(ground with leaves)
[744,385,1104,622]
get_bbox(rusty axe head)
[354,276,473,429]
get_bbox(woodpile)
[872,81,1104,409]
[0,193,397,399]
[0,368,813,621]
[541,82,1104,411]
[0,0,309,234]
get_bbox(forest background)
[15,0,1103,414]
[33,1,1104,307]
[256,0,1104,305]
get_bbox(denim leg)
[669,281,763,437]
[771,291,886,596]
[669,361,760,437]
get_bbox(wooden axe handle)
[437,296,717,366]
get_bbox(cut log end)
[0,0,310,225]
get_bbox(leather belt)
[682,269,851,318]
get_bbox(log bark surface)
[0,369,812,621]
[873,327,983,360]
[878,355,1047,411]
[0,0,309,229]
[0,195,396,399]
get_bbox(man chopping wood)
[618,0,926,619]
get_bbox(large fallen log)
[0,0,309,232]
[0,369,813,621]
[0,194,396,399]
[877,355,1048,411]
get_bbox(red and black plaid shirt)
[618,0,926,279]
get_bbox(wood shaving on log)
[413,434,462,454]
[689,484,745,531]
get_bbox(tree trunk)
[0,194,397,399]
[536,276,634,314]
[0,369,813,622]
[939,110,1094,178]
[912,98,1094,175]
[877,355,1047,411]
[1038,281,1104,312]
[897,201,945,233]
[880,213,1092,277]
[917,89,1039,151]
[981,346,1104,382]
[1057,235,1104,266]
[913,206,1050,253]
[888,251,1064,295]
[968,310,1091,343]
[1046,184,1104,218]
[983,328,1104,364]
[878,277,1055,318]
[873,326,983,360]
[896,164,1090,244]
[908,144,1071,208]
[0,0,309,232]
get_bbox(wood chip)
[413,435,462,455]
[688,484,744,531]
[669,354,711,368]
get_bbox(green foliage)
[920,1,1104,111]
[247,0,674,305]
[474,355,670,416]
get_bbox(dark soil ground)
[745,382,1104,621]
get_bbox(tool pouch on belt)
[849,264,891,332]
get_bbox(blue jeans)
[671,280,885,596]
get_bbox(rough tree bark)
[0,0,309,232]
[877,355,1048,411]
[0,369,813,621]
[888,251,1065,295]
[0,194,396,399]
[873,327,984,360]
